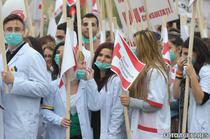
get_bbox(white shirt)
[188,64,210,139]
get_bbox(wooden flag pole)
[181,2,197,136]
[196,0,205,38]
[144,0,152,30]
[63,0,67,22]
[96,0,103,32]
[88,21,94,60]
[0,0,8,94]
[24,0,35,36]
[65,18,74,139]
[124,0,131,39]
[105,0,114,42]
[122,90,131,139]
[76,0,85,65]
[76,0,83,52]
[40,0,44,37]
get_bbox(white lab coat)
[188,64,210,139]
[0,94,3,139]
[86,76,126,139]
[41,79,93,139]
[1,43,50,139]
[130,69,170,139]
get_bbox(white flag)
[47,16,57,38]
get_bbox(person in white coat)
[0,94,3,139]
[173,37,210,138]
[1,14,50,139]
[85,42,126,139]
[120,30,171,139]
[41,43,93,139]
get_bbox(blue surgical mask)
[54,54,60,65]
[76,70,86,80]
[94,61,111,71]
[82,36,97,44]
[170,50,176,63]
[5,32,23,46]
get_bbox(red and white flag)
[111,31,145,90]
[161,27,171,65]
[29,0,42,21]
[54,0,63,17]
[59,27,77,88]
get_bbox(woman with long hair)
[41,43,93,139]
[173,37,210,137]
[85,42,126,139]
[120,30,171,139]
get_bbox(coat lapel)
[8,44,25,66]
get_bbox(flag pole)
[24,0,35,36]
[144,0,152,30]
[122,89,131,139]
[105,0,114,41]
[0,0,8,94]
[40,0,44,37]
[65,17,74,139]
[88,21,94,60]
[181,1,196,136]
[62,0,67,21]
[196,0,205,38]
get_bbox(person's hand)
[86,68,94,80]
[1,70,14,84]
[185,63,197,80]
[60,117,71,128]
[120,94,130,107]
[177,57,186,71]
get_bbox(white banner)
[114,0,178,34]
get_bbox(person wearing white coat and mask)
[85,42,126,139]
[120,31,171,139]
[1,14,50,139]
[41,43,93,139]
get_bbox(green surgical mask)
[94,61,111,71]
[76,70,86,80]
[82,36,97,44]
[131,47,137,57]
[192,59,196,65]
[5,32,23,46]
[170,50,176,63]
[54,54,60,65]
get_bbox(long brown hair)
[129,30,168,99]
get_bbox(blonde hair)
[129,30,168,100]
